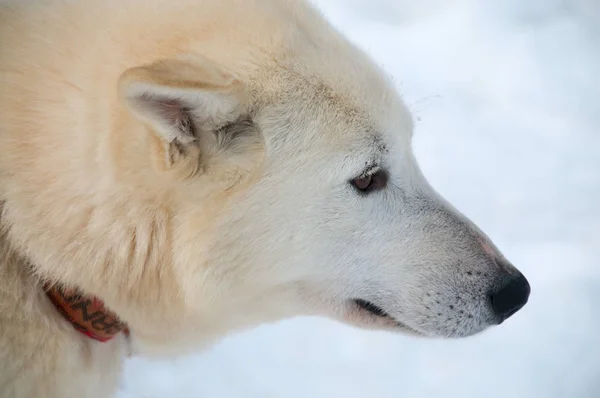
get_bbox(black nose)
[490,273,530,323]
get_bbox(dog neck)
[44,284,129,342]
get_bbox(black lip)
[353,299,390,318]
[352,299,422,335]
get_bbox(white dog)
[0,0,530,397]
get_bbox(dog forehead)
[251,64,410,163]
[228,0,414,158]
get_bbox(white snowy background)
[118,1,600,397]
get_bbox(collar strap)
[44,284,128,342]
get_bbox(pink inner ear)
[138,93,196,139]
[144,95,187,126]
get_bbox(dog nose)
[490,272,530,323]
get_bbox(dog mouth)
[350,298,421,335]
[353,299,390,318]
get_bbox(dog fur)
[0,0,530,396]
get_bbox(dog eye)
[351,170,388,194]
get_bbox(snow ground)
[118,1,600,397]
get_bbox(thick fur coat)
[0,0,530,396]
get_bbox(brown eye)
[352,175,372,190]
[351,170,388,194]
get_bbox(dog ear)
[118,54,262,180]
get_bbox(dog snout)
[489,272,530,323]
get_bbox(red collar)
[45,284,129,342]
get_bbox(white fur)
[0,0,528,396]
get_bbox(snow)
[118,1,600,397]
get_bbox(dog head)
[0,0,529,352]
[112,2,529,347]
